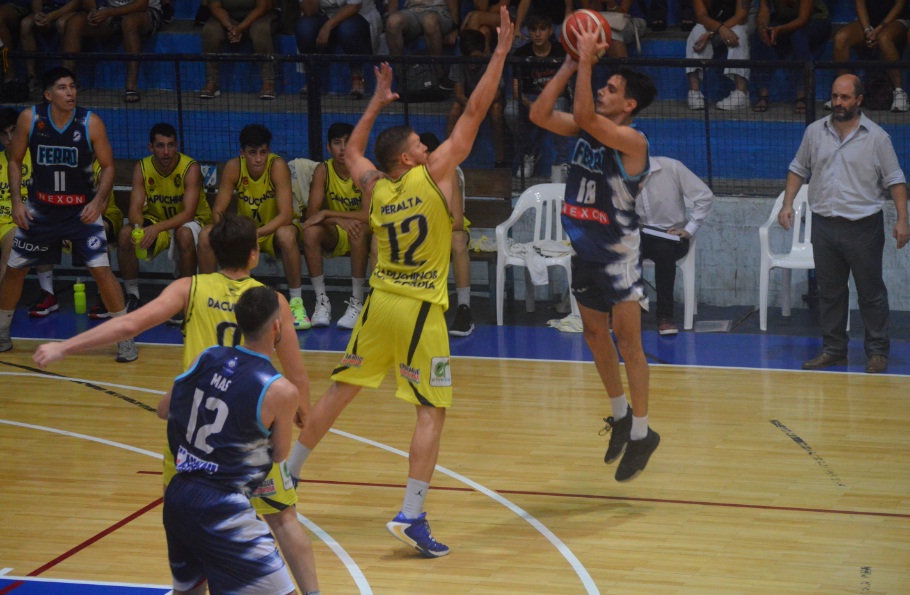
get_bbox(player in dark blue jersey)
[161,285,300,595]
[0,67,135,362]
[530,24,660,482]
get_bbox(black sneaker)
[615,428,660,482]
[89,301,110,320]
[448,304,474,337]
[601,412,632,464]
[161,1,174,23]
[438,77,455,92]
[126,294,142,313]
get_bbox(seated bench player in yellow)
[117,123,211,323]
[198,123,311,330]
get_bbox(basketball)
[561,9,612,61]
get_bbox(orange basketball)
[561,9,612,61]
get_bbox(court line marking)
[331,428,599,595]
[0,574,171,588]
[1,372,598,594]
[0,418,371,595]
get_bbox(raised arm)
[529,58,579,137]
[347,62,396,193]
[573,24,647,174]
[428,5,513,181]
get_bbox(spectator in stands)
[300,122,370,329]
[118,123,210,323]
[685,0,752,110]
[507,13,570,180]
[419,132,474,336]
[60,0,163,103]
[198,124,311,330]
[580,0,648,58]
[750,0,830,114]
[19,0,81,95]
[295,0,383,98]
[0,1,30,94]
[200,0,280,100]
[829,0,908,112]
[782,74,908,374]
[385,0,460,90]
[447,29,507,168]
[636,156,714,335]
[462,0,530,49]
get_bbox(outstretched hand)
[372,62,399,106]
[576,19,610,64]
[494,5,514,56]
[33,343,66,369]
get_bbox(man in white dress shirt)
[636,156,714,335]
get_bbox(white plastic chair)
[758,186,814,331]
[494,183,578,325]
[642,235,698,330]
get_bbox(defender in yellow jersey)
[117,124,208,317]
[287,10,514,559]
[200,124,311,331]
[300,123,371,330]
[0,108,31,284]
[32,214,320,594]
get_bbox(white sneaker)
[550,163,569,183]
[336,297,364,330]
[687,90,705,110]
[823,99,832,110]
[310,294,332,327]
[716,90,748,110]
[892,88,909,112]
[116,338,138,363]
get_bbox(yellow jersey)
[0,148,31,224]
[139,153,212,225]
[323,158,362,213]
[369,165,452,308]
[182,272,264,370]
[237,153,280,228]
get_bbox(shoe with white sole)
[891,88,909,112]
[687,90,705,110]
[716,90,748,110]
[336,297,363,330]
[310,294,332,328]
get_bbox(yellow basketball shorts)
[163,445,298,515]
[331,290,453,407]
[329,224,351,257]
[0,222,16,243]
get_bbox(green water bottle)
[132,224,147,259]
[73,279,86,314]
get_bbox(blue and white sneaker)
[386,512,449,558]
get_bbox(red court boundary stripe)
[0,498,164,595]
[301,479,910,520]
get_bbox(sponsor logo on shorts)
[278,461,294,491]
[87,235,103,250]
[12,238,49,253]
[399,363,421,384]
[430,357,452,387]
[175,445,219,474]
[340,353,363,367]
[252,478,277,497]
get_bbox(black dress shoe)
[802,352,847,370]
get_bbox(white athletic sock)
[0,309,13,330]
[289,286,302,300]
[124,279,140,298]
[109,308,128,318]
[311,275,326,297]
[610,395,629,420]
[401,477,430,519]
[37,271,54,294]
[287,441,312,479]
[631,415,649,441]
[351,278,365,302]
[456,287,470,308]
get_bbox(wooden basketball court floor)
[1,318,908,594]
